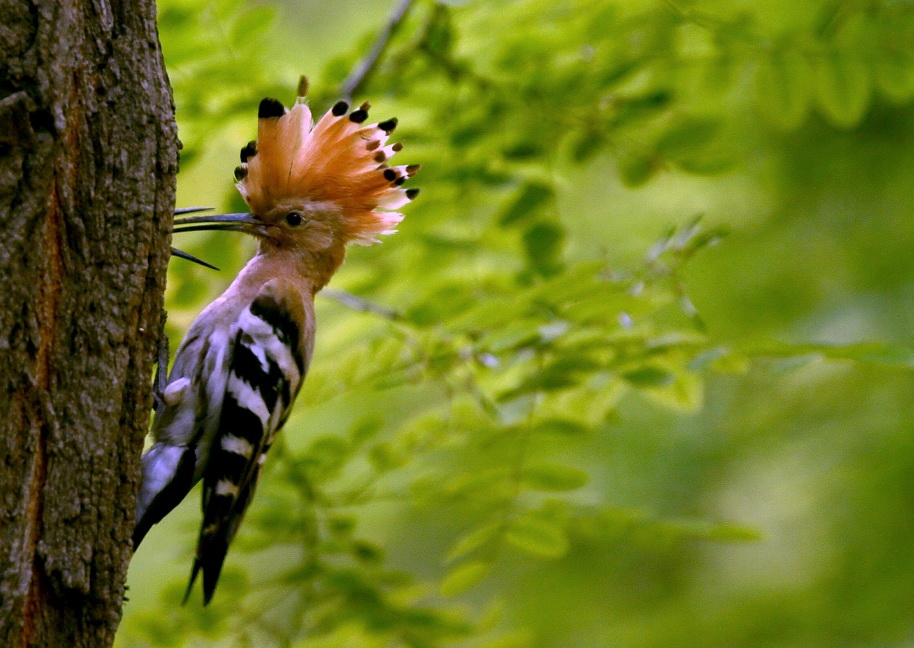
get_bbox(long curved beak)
[173,207,216,216]
[170,248,220,270]
[169,208,258,271]
[172,213,259,234]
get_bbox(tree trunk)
[0,0,177,645]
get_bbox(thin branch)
[321,287,402,321]
[338,0,417,100]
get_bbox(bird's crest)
[234,79,419,245]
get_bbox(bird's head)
[174,80,418,257]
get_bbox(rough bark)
[0,0,177,646]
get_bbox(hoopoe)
[134,82,419,605]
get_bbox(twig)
[338,0,417,100]
[321,287,402,321]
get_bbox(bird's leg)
[153,326,170,413]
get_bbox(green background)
[120,1,914,646]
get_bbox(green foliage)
[121,1,914,647]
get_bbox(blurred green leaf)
[447,524,500,562]
[499,182,555,227]
[505,515,569,558]
[532,418,590,437]
[522,463,590,491]
[406,283,479,326]
[228,5,276,49]
[617,151,658,187]
[368,441,409,471]
[815,47,871,128]
[441,561,493,596]
[656,119,720,158]
[621,366,675,387]
[874,46,914,102]
[523,221,565,276]
[704,523,763,542]
[750,341,914,368]
[756,47,813,130]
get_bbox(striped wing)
[186,282,311,605]
[133,325,231,549]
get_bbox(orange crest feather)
[235,89,418,245]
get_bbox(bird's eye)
[286,212,303,226]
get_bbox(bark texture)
[0,0,177,646]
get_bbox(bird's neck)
[245,245,345,297]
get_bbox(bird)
[133,81,419,605]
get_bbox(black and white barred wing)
[187,281,312,605]
[133,326,233,548]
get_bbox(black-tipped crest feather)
[240,141,257,162]
[258,97,286,119]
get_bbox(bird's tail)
[184,463,262,606]
[133,442,197,548]
[235,78,420,245]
